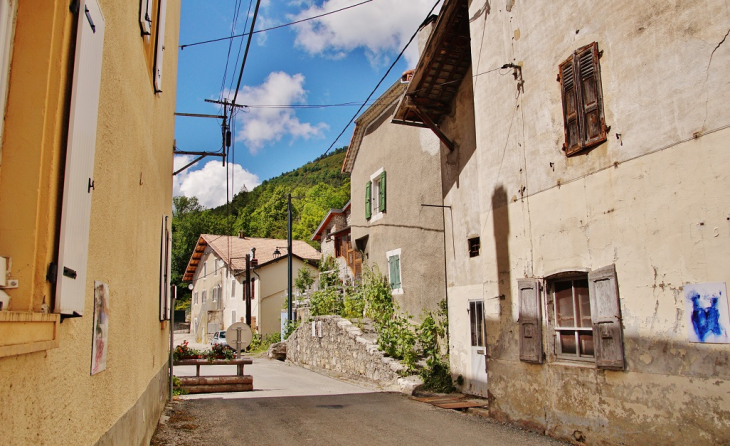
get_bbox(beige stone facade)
[395,0,730,443]
[0,1,180,444]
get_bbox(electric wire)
[179,0,377,50]
[285,0,443,196]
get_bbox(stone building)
[343,65,447,320]
[393,0,730,443]
[311,201,361,284]
[0,1,180,444]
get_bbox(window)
[201,290,207,303]
[230,279,236,298]
[251,278,256,300]
[203,261,207,280]
[469,300,484,347]
[550,275,593,359]
[386,249,402,294]
[231,310,236,325]
[518,265,625,369]
[559,42,607,156]
[468,237,480,258]
[365,169,386,221]
[214,258,218,275]
[193,292,198,304]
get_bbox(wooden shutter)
[588,265,624,370]
[55,0,105,316]
[365,181,372,219]
[231,279,236,298]
[576,42,606,149]
[379,171,386,212]
[559,55,581,156]
[139,0,152,35]
[518,278,543,363]
[153,0,167,92]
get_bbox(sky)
[173,0,442,208]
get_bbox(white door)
[468,300,488,397]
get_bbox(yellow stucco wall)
[0,1,180,444]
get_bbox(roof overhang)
[342,82,408,173]
[391,0,471,150]
[311,201,352,241]
[182,236,208,282]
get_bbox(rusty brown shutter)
[518,278,543,363]
[588,265,624,370]
[576,42,606,150]
[560,55,581,155]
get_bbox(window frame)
[548,274,594,363]
[386,248,402,295]
[0,0,16,161]
[368,168,385,222]
[558,42,607,156]
[469,300,485,347]
[468,236,480,258]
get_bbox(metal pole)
[287,193,293,323]
[169,286,176,402]
[245,254,251,327]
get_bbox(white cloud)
[292,0,441,67]
[229,71,328,153]
[173,156,261,208]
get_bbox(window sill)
[550,358,595,369]
[369,212,383,223]
[0,311,60,358]
[391,288,403,295]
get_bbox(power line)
[230,0,263,115]
[235,101,375,110]
[179,0,377,50]
[286,0,443,196]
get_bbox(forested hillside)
[172,147,350,289]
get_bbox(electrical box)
[0,256,6,287]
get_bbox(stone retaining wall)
[286,316,422,394]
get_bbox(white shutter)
[153,0,167,92]
[139,0,152,35]
[0,0,16,159]
[55,0,105,316]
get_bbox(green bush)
[249,332,281,353]
[310,287,344,316]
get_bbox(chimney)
[417,14,438,57]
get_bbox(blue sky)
[173,0,441,208]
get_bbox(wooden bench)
[173,357,253,394]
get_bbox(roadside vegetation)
[305,257,455,393]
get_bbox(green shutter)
[379,171,386,212]
[388,256,396,289]
[393,255,401,288]
[365,181,372,219]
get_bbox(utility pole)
[245,254,251,326]
[287,193,293,323]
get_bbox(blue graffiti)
[690,291,725,342]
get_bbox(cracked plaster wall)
[443,0,730,444]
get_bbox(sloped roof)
[311,201,351,241]
[183,234,321,281]
[392,0,471,127]
[341,80,408,173]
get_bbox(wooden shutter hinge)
[88,178,95,193]
[46,262,58,284]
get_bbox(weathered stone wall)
[287,316,422,393]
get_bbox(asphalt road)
[153,355,563,445]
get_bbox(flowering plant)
[206,343,234,361]
[173,340,201,361]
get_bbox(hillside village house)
[343,17,447,320]
[184,234,320,340]
[311,201,362,284]
[0,1,180,444]
[392,0,730,443]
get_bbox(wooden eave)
[392,0,471,133]
[182,237,208,282]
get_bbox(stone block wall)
[287,316,422,393]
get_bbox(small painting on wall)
[91,281,110,375]
[685,282,729,344]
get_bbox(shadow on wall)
[489,185,515,360]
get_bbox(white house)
[184,234,320,340]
